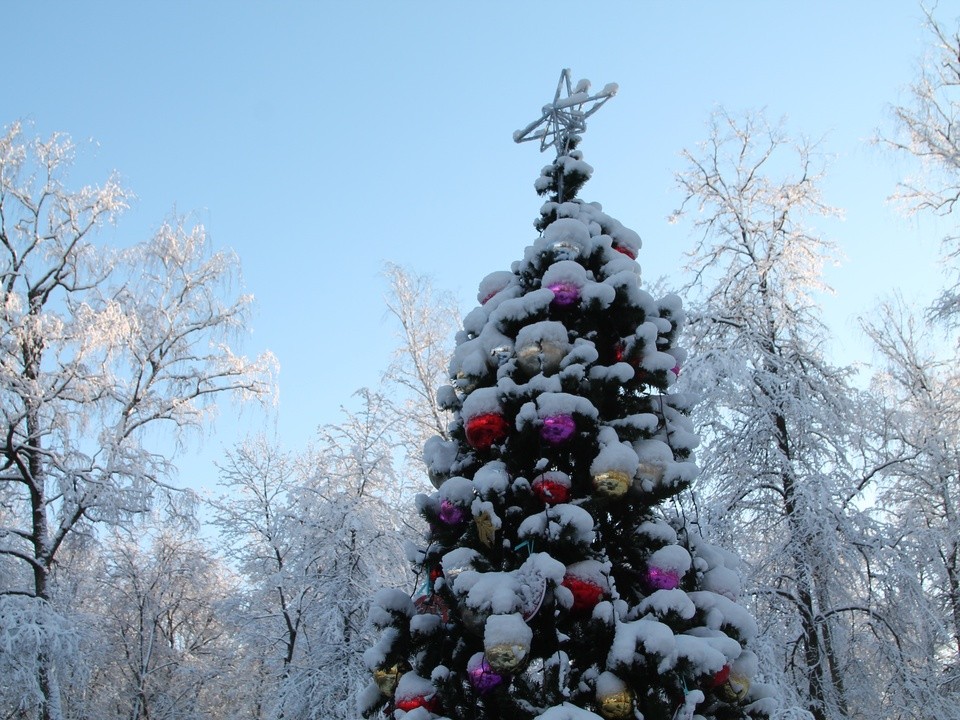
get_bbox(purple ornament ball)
[548,281,581,308]
[646,565,681,591]
[540,414,576,445]
[467,652,506,694]
[438,499,466,525]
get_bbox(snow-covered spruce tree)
[360,71,775,720]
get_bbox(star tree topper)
[514,69,618,158]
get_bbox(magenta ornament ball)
[548,281,581,307]
[468,652,506,694]
[540,414,576,445]
[646,565,681,591]
[438,499,466,525]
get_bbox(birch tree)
[381,263,459,486]
[213,392,410,719]
[673,109,884,720]
[84,526,239,720]
[882,5,960,322]
[861,297,960,718]
[0,122,275,720]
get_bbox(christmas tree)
[360,70,776,720]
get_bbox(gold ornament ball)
[455,370,478,393]
[719,671,751,702]
[372,664,402,696]
[593,470,631,497]
[633,461,665,492]
[484,642,529,673]
[598,687,634,719]
[489,344,513,366]
[460,605,487,636]
[516,339,566,377]
[549,239,582,260]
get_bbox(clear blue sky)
[6,2,952,490]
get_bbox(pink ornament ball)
[540,414,576,445]
[548,281,581,308]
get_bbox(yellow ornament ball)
[372,663,402,696]
[719,671,751,702]
[597,675,634,720]
[485,642,528,673]
[593,469,631,497]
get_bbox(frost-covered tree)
[881,5,960,322]
[361,71,775,720]
[214,390,410,720]
[0,122,275,720]
[673,109,885,720]
[212,436,321,719]
[861,297,960,718]
[382,262,460,458]
[87,526,239,720]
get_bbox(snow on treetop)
[488,288,555,330]
[636,519,678,544]
[423,435,458,478]
[371,588,415,616]
[453,569,525,614]
[362,626,400,670]
[590,437,640,477]
[609,616,676,668]
[451,553,563,616]
[442,547,479,578]
[478,270,516,304]
[539,217,592,254]
[673,633,729,675]
[732,648,759,677]
[688,591,759,640]
[460,386,501,419]
[638,588,696,620]
[649,545,692,574]
[633,438,675,463]
[515,320,570,348]
[518,503,596,547]
[702,566,742,601]
[395,670,435,701]
[473,460,510,497]
[564,559,609,585]
[484,612,532,649]
[534,391,599,419]
[410,612,441,636]
[684,626,744,663]
[581,279,616,309]
[439,476,474,505]
[596,670,628,698]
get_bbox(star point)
[514,69,618,157]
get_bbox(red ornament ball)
[465,412,510,450]
[562,574,604,613]
[395,694,440,713]
[532,471,571,505]
[710,664,732,688]
[414,593,451,624]
[612,242,637,260]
